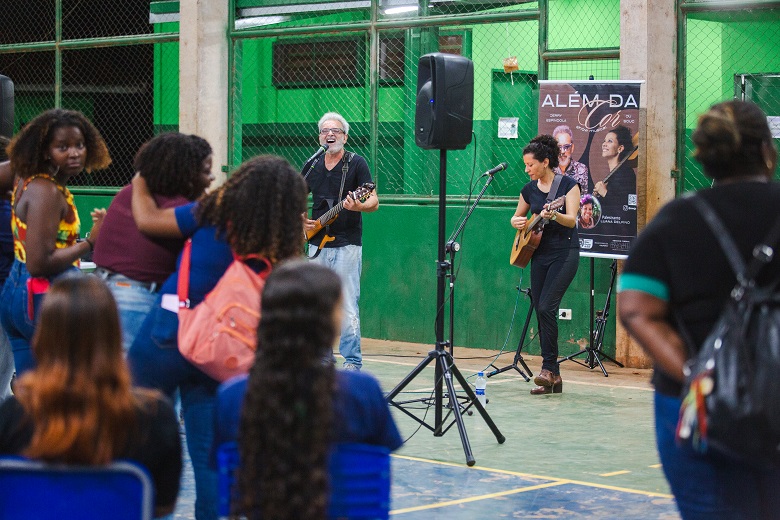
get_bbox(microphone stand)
[445,171,498,357]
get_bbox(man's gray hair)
[552,124,573,140]
[318,112,350,135]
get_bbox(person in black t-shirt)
[302,112,378,371]
[511,134,581,395]
[618,100,780,519]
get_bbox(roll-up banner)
[538,80,642,259]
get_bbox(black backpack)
[676,196,780,467]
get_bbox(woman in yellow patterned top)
[0,109,111,375]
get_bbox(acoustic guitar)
[306,182,375,257]
[509,196,565,268]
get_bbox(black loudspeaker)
[0,75,13,140]
[414,53,474,150]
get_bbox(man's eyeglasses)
[320,128,345,135]
[558,144,573,152]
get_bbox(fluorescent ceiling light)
[384,5,418,14]
[235,16,290,29]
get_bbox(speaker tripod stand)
[487,286,533,381]
[558,258,623,376]
[386,149,505,466]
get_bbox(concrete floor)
[174,338,680,519]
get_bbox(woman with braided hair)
[214,260,402,519]
[128,155,308,520]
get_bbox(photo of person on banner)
[553,125,590,196]
[592,125,638,240]
[537,80,641,257]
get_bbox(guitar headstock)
[352,182,376,202]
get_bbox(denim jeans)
[655,392,780,519]
[655,391,719,519]
[0,325,13,401]
[309,244,362,368]
[99,273,159,352]
[0,260,81,376]
[128,299,219,520]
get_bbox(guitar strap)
[323,150,354,242]
[337,151,354,201]
[547,173,563,204]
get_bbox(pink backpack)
[176,239,271,382]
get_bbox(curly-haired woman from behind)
[213,260,403,519]
[128,155,308,520]
[618,101,780,518]
[0,109,111,376]
[92,132,213,350]
[0,276,182,518]
[510,134,581,395]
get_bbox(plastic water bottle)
[475,371,487,407]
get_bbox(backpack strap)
[177,239,193,309]
[691,196,780,287]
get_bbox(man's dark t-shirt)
[304,153,373,248]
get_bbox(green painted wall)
[360,202,618,358]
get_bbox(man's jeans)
[309,244,362,368]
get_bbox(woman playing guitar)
[510,134,581,395]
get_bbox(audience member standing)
[0,139,15,400]
[93,132,213,350]
[0,109,110,375]
[618,100,780,519]
[128,155,307,520]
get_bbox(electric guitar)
[509,196,565,268]
[306,182,375,257]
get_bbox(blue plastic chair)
[0,457,154,520]
[217,441,391,519]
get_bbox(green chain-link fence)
[681,4,780,192]
[230,0,621,199]
[0,1,179,188]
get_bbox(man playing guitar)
[302,112,378,372]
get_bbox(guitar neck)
[318,198,347,225]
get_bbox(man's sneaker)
[343,363,360,371]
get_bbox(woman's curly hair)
[236,260,343,519]
[196,155,306,261]
[523,134,560,169]
[6,109,111,178]
[134,133,212,200]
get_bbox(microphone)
[481,162,508,177]
[305,144,329,164]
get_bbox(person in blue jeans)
[618,100,780,519]
[0,144,16,400]
[302,112,378,371]
[0,109,111,376]
[215,260,402,519]
[128,155,308,520]
[92,132,213,351]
